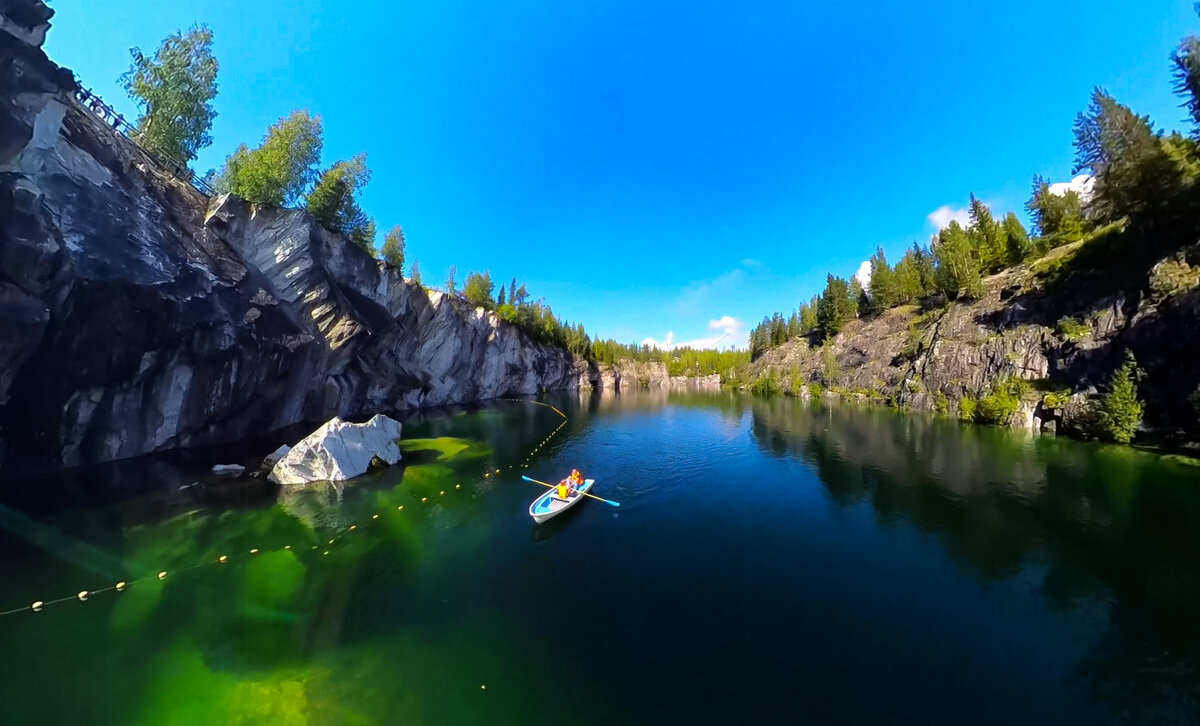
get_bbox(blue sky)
[44,0,1197,349]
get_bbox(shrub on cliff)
[975,378,1029,426]
[215,111,323,207]
[1085,353,1144,443]
[121,25,219,165]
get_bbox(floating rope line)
[1,397,571,619]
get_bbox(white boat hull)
[529,479,595,523]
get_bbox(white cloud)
[1049,174,1095,202]
[642,316,747,351]
[641,331,674,350]
[927,205,971,231]
[854,260,872,292]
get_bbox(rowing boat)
[529,479,595,524]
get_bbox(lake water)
[2,389,1199,724]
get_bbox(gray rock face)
[0,6,585,469]
[269,415,401,486]
[751,251,1200,442]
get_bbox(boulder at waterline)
[262,445,291,471]
[269,415,402,486]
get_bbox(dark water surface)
[2,390,1200,724]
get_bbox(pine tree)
[1173,27,1200,133]
[381,226,405,271]
[496,285,506,307]
[446,265,457,294]
[866,246,897,314]
[1001,212,1033,265]
[800,297,818,332]
[816,274,853,340]
[306,154,372,243]
[933,221,983,300]
[410,260,422,285]
[967,194,1006,273]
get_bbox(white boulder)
[262,444,291,470]
[212,464,245,475]
[269,415,402,486]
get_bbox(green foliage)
[381,226,405,272]
[816,274,856,340]
[865,247,897,314]
[933,221,984,300]
[215,111,323,207]
[821,342,840,386]
[959,394,977,423]
[749,370,781,395]
[1002,212,1034,265]
[934,391,949,415]
[800,297,819,332]
[1043,390,1071,409]
[445,265,457,295]
[899,319,925,361]
[410,260,421,285]
[1026,175,1088,250]
[306,154,373,248]
[462,270,495,309]
[1086,353,1144,443]
[975,377,1030,426]
[1056,317,1091,341]
[1173,31,1200,132]
[968,194,1008,273]
[806,382,822,400]
[120,25,219,164]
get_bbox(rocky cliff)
[748,239,1200,446]
[0,3,587,469]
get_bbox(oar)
[521,475,620,507]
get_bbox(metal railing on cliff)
[72,85,216,197]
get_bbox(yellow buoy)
[249,548,259,555]
[440,490,445,496]
[398,505,405,511]
[372,514,379,519]
[285,545,291,550]
[349,525,357,531]
[31,601,43,612]
[456,484,462,489]
[219,555,228,563]
[77,591,88,601]
[158,571,168,580]
[115,581,126,591]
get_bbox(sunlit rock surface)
[0,0,588,468]
[269,415,401,486]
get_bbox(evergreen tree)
[446,265,457,295]
[496,285,506,307]
[892,248,924,303]
[1072,88,1175,221]
[121,25,219,165]
[866,246,897,314]
[214,111,323,207]
[787,311,801,338]
[381,226,405,271]
[463,270,495,309]
[1001,212,1033,265]
[933,221,983,300]
[410,260,421,285]
[967,194,1006,272]
[349,218,375,254]
[306,154,372,244]
[1088,352,1144,443]
[1173,26,1200,133]
[816,274,853,340]
[1026,174,1087,249]
[912,242,937,295]
[800,297,819,332]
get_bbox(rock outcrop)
[748,242,1200,445]
[269,415,401,486]
[0,3,586,470]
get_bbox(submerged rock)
[211,464,245,476]
[268,415,402,486]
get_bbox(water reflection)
[748,395,1200,722]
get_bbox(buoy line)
[0,397,570,619]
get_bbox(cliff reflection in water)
[748,395,1200,722]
